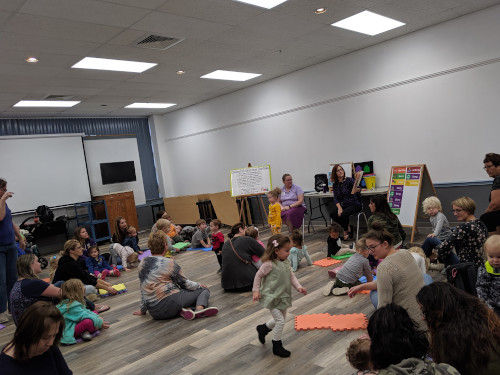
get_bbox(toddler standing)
[253,234,307,357]
[476,235,500,316]
[85,245,120,280]
[323,237,372,296]
[56,279,109,344]
[421,197,452,258]
[288,230,312,272]
[267,188,282,234]
[210,219,224,274]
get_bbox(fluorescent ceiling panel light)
[201,70,261,81]
[234,0,288,10]
[332,10,405,36]
[125,103,176,109]
[14,100,80,107]
[72,57,157,73]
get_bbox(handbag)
[229,238,250,265]
[446,262,478,296]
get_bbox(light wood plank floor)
[0,225,441,375]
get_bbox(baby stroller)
[18,230,49,269]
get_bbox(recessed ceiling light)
[315,8,326,14]
[201,70,261,81]
[125,103,176,109]
[25,57,38,63]
[72,57,157,73]
[176,70,186,75]
[234,0,288,9]
[14,100,80,107]
[332,10,405,36]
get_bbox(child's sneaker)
[0,312,9,324]
[322,280,335,296]
[194,307,219,319]
[332,287,349,296]
[179,308,195,320]
[81,331,93,342]
[111,267,121,277]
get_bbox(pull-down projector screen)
[0,134,91,213]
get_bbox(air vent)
[132,34,184,50]
[42,95,75,100]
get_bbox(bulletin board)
[387,164,436,242]
[230,165,272,197]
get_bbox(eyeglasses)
[452,208,463,213]
[483,164,494,170]
[366,242,382,251]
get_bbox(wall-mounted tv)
[100,161,136,185]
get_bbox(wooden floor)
[0,225,442,375]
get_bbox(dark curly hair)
[367,303,428,370]
[416,282,500,375]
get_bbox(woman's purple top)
[332,177,360,207]
[280,184,306,207]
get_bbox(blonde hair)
[484,235,500,256]
[245,226,259,239]
[62,239,80,256]
[17,254,38,279]
[422,196,442,213]
[408,246,429,271]
[49,255,60,282]
[127,252,138,264]
[267,187,281,198]
[148,231,167,255]
[60,279,85,307]
[156,218,171,232]
[451,196,476,215]
[355,238,367,253]
[261,234,290,263]
[127,226,136,234]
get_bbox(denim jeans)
[0,243,18,313]
[421,236,442,257]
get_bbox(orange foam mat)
[295,313,332,331]
[295,313,367,332]
[313,258,342,267]
[358,290,371,294]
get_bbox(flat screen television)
[100,161,136,185]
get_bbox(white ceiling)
[1,0,499,118]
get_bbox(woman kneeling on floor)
[133,231,218,320]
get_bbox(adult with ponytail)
[221,223,264,292]
[347,222,426,331]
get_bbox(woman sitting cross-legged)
[0,301,73,375]
[9,254,61,326]
[133,232,219,320]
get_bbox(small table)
[304,187,389,233]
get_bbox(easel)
[236,194,268,227]
[387,164,436,242]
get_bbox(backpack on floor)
[446,262,478,296]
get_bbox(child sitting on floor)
[166,215,184,243]
[346,336,378,375]
[123,226,143,254]
[210,219,225,274]
[57,279,109,344]
[245,226,263,269]
[327,222,343,258]
[421,196,452,261]
[191,219,211,249]
[111,243,138,271]
[85,245,120,280]
[476,235,500,316]
[323,237,372,296]
[156,218,179,256]
[288,230,312,272]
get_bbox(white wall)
[151,5,500,197]
[83,137,146,205]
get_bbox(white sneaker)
[322,280,335,296]
[332,287,349,296]
[0,312,9,324]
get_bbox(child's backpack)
[446,262,478,296]
[36,205,54,223]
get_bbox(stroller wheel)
[39,257,49,269]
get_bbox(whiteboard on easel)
[230,165,272,197]
[388,164,436,242]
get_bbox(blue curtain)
[0,118,159,201]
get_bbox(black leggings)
[330,204,362,231]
